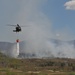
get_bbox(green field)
[0,53,75,75]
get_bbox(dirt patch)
[27,71,40,74]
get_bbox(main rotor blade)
[21,26,29,27]
[7,24,17,27]
[7,24,30,27]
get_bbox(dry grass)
[0,53,75,75]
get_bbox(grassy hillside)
[0,53,75,75]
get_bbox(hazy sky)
[0,0,75,42]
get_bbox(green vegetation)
[0,53,75,75]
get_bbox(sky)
[0,0,75,42]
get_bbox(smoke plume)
[7,0,75,58]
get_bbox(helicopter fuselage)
[13,25,21,32]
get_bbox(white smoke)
[13,0,53,56]
[6,0,75,58]
[46,41,75,58]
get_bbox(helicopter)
[7,24,24,33]
[7,23,29,33]
[13,24,21,32]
